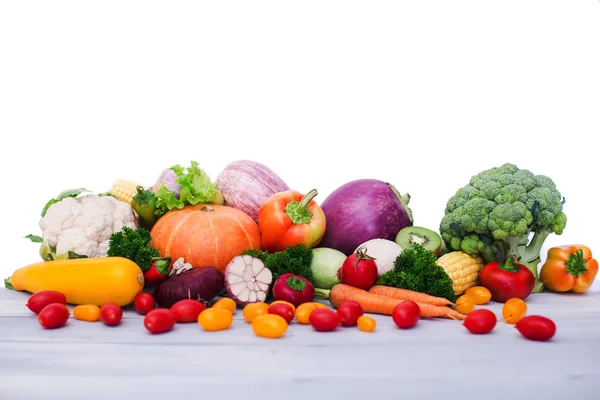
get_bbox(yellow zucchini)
[9,257,144,306]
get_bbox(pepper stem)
[285,189,318,225]
[499,255,520,273]
[565,249,588,277]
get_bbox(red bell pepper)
[143,257,172,287]
[479,256,535,303]
[257,189,326,253]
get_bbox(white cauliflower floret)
[39,194,139,258]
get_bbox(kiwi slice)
[395,226,443,256]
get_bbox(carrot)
[369,285,455,307]
[330,284,466,320]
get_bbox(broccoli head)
[440,163,567,293]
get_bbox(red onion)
[153,267,224,308]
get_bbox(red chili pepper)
[143,257,172,287]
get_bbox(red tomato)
[463,309,497,334]
[339,247,379,290]
[515,315,556,341]
[38,303,70,329]
[336,301,364,326]
[100,302,123,326]
[309,308,341,332]
[268,303,295,323]
[134,293,156,315]
[27,291,67,314]
[170,299,207,323]
[144,309,177,334]
[392,301,421,329]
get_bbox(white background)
[0,1,599,282]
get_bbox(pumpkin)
[150,204,262,274]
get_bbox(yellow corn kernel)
[108,179,140,204]
[436,251,484,295]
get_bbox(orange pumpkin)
[150,204,262,274]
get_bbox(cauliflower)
[439,163,567,293]
[39,194,139,259]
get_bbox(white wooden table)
[1,285,599,400]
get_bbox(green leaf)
[4,277,14,290]
[41,188,91,217]
[25,234,43,243]
[67,251,88,259]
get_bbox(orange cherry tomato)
[212,298,237,314]
[357,315,376,332]
[198,308,233,331]
[242,302,269,323]
[73,304,101,322]
[455,295,476,314]
[295,302,320,324]
[270,300,296,313]
[252,314,289,339]
[502,298,528,324]
[464,286,492,305]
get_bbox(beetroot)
[319,179,413,255]
[154,266,224,308]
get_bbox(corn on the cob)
[108,179,140,204]
[436,251,484,295]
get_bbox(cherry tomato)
[336,301,364,326]
[100,302,123,326]
[212,298,237,314]
[38,303,70,329]
[295,302,320,324]
[134,293,156,315]
[464,286,492,305]
[455,295,475,315]
[270,300,296,313]
[73,304,101,322]
[268,303,294,323]
[198,308,233,331]
[357,315,376,332]
[26,291,67,314]
[144,309,177,334]
[515,315,556,341]
[309,308,341,332]
[252,314,288,339]
[242,302,270,323]
[392,301,421,329]
[170,299,207,323]
[463,308,497,334]
[502,298,527,324]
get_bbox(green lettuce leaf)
[25,234,43,243]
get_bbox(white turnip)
[355,239,403,275]
[224,255,273,306]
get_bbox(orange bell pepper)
[539,245,598,293]
[258,189,326,253]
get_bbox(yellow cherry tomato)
[455,295,476,314]
[464,286,492,305]
[502,298,528,324]
[270,300,296,313]
[242,302,269,323]
[295,302,320,324]
[357,316,376,332]
[212,298,237,314]
[252,314,288,339]
[73,304,101,322]
[198,308,233,331]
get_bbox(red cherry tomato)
[336,301,364,326]
[268,303,295,323]
[38,303,70,329]
[144,309,177,334]
[392,301,421,329]
[100,302,123,326]
[27,291,67,314]
[463,309,497,334]
[170,299,207,323]
[515,315,556,341]
[309,308,341,332]
[134,293,156,315]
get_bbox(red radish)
[338,246,379,290]
[268,303,295,323]
[515,315,556,341]
[144,309,177,334]
[272,273,315,307]
[309,308,341,332]
[170,299,207,323]
[224,255,273,306]
[392,301,421,329]
[26,291,67,314]
[38,303,70,329]
[134,293,156,315]
[101,302,123,326]
[463,309,497,334]
[336,301,364,326]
